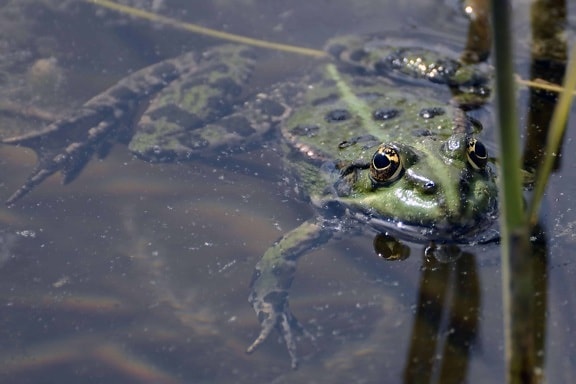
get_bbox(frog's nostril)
[405,169,437,194]
[422,181,437,194]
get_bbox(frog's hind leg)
[246,220,332,369]
[2,53,200,205]
[128,45,289,162]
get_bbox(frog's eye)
[370,145,403,185]
[466,137,488,170]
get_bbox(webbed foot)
[246,291,315,369]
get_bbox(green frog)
[1,33,497,368]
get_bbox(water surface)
[0,1,575,383]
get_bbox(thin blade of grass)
[87,0,326,57]
[527,43,576,225]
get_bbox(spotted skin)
[2,46,261,204]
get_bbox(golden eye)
[370,144,403,185]
[466,137,488,170]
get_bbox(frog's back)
[278,44,496,241]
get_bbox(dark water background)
[0,1,574,383]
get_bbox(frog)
[1,33,497,368]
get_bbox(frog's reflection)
[408,248,479,383]
[374,233,479,382]
[373,227,548,384]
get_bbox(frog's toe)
[278,311,316,369]
[246,303,315,369]
[245,317,275,354]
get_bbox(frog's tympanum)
[2,34,497,368]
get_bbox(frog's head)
[335,132,498,241]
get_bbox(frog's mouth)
[324,165,498,244]
[314,188,499,244]
[355,210,499,245]
[367,187,497,243]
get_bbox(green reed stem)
[491,1,537,383]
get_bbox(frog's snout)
[420,181,437,194]
[404,168,438,194]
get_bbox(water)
[0,1,574,383]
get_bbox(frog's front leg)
[246,219,332,369]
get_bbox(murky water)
[0,1,574,383]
